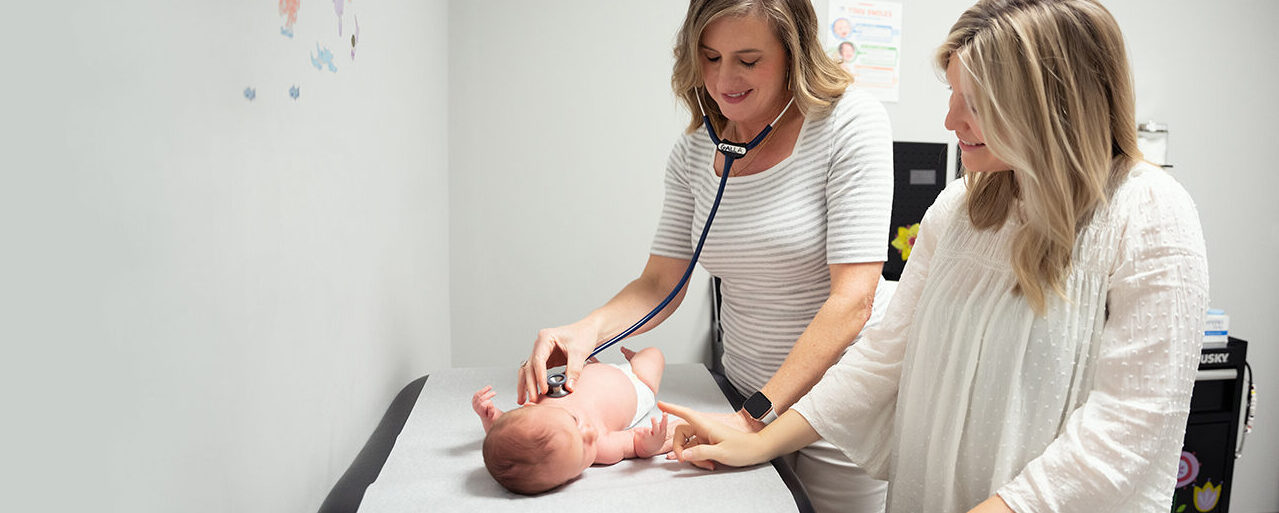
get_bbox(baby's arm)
[471,385,504,432]
[594,431,638,465]
[592,413,673,464]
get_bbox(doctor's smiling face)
[944,57,1011,174]
[699,14,791,132]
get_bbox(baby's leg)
[621,347,664,395]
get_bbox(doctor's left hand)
[659,401,774,470]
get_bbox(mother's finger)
[658,401,702,424]
[658,401,723,437]
[664,447,717,469]
[672,423,697,460]
[691,459,717,470]
[680,443,723,470]
[669,424,718,470]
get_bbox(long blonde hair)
[936,0,1141,314]
[672,0,852,133]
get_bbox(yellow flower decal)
[891,223,921,261]
[1194,480,1221,512]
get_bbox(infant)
[471,346,671,494]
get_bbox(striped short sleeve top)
[651,88,895,394]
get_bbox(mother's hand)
[517,322,598,404]
[659,401,775,470]
[662,409,764,466]
[706,410,767,434]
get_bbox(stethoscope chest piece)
[545,373,570,398]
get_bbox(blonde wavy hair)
[937,0,1141,314]
[672,0,853,134]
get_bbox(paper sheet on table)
[357,363,798,512]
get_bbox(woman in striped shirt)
[518,1,895,511]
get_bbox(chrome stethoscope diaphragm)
[545,373,570,398]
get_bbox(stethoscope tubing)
[586,92,793,361]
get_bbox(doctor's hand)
[659,401,775,470]
[518,322,599,404]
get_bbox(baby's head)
[482,404,599,494]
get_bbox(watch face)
[743,391,772,419]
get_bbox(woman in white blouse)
[661,1,1211,512]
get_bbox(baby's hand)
[471,385,503,432]
[633,413,672,458]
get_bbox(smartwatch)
[742,390,777,424]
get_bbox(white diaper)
[609,362,657,428]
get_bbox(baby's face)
[529,405,599,484]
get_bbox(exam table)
[318,363,815,513]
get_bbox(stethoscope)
[544,89,796,398]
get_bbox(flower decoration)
[1194,480,1221,512]
[891,223,920,261]
[1177,451,1200,488]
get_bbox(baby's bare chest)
[552,365,639,430]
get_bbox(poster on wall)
[824,1,903,103]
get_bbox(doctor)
[661,1,1210,512]
[517,0,894,511]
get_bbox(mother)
[664,1,1210,512]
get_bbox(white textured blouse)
[792,163,1210,512]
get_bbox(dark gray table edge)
[318,375,429,513]
[707,369,816,513]
[317,367,814,513]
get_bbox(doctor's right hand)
[517,322,599,405]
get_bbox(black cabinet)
[1172,337,1249,513]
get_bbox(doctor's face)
[699,14,790,129]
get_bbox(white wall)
[450,1,1279,511]
[3,1,1273,512]
[2,1,450,512]
[448,1,712,368]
